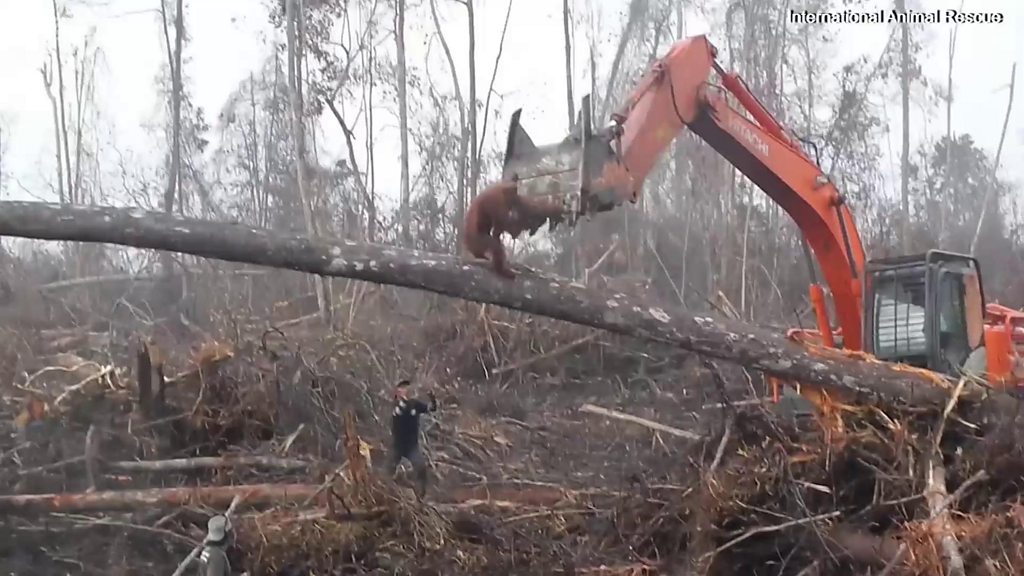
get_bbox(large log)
[0,201,1013,414]
[0,484,320,513]
[107,455,314,473]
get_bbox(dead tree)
[159,0,185,215]
[395,0,411,246]
[285,0,331,324]
[562,0,574,126]
[896,0,911,253]
[970,62,1017,255]
[462,0,479,198]
[51,0,74,203]
[430,0,468,247]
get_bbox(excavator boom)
[504,34,1024,388]
[503,35,867,349]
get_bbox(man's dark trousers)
[388,392,436,498]
[386,444,428,498]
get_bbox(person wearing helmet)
[197,515,233,576]
[387,379,437,499]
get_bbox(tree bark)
[324,100,375,241]
[674,0,689,305]
[285,0,330,324]
[429,0,467,248]
[465,0,479,199]
[562,0,574,126]
[107,455,313,473]
[942,8,960,246]
[395,0,411,247]
[160,0,184,216]
[0,201,1014,417]
[0,483,319,514]
[71,44,85,202]
[363,47,378,242]
[970,62,1016,255]
[159,0,185,282]
[51,0,74,204]
[601,0,647,118]
[40,62,66,204]
[474,0,513,169]
[897,0,911,253]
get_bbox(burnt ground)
[0,280,1022,575]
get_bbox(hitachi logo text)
[728,116,770,157]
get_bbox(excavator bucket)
[501,95,631,224]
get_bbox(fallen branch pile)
[7,406,1023,575]
[2,331,1023,575]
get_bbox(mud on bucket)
[500,96,633,220]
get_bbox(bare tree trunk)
[364,46,379,242]
[70,39,98,276]
[897,0,911,253]
[740,199,750,317]
[944,7,959,152]
[970,62,1016,255]
[475,0,513,167]
[156,0,185,284]
[324,100,375,244]
[261,56,283,229]
[166,0,184,216]
[286,0,330,324]
[562,0,575,126]
[247,72,262,223]
[601,0,647,118]
[801,32,814,135]
[942,6,960,246]
[990,64,1016,179]
[465,0,479,198]
[51,0,74,204]
[395,0,411,246]
[0,483,321,514]
[674,0,688,304]
[431,0,467,248]
[589,15,597,110]
[40,62,66,204]
[71,41,89,202]
[302,0,334,318]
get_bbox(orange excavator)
[501,34,1024,392]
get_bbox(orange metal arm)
[600,35,867,349]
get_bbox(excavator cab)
[862,250,987,376]
[501,94,633,224]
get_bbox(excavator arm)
[503,33,1024,390]
[504,35,867,349]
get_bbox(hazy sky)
[0,0,1021,213]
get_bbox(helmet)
[206,515,231,542]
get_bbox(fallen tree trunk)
[107,455,313,473]
[0,201,1014,414]
[0,483,320,513]
[579,403,703,440]
[0,481,609,514]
